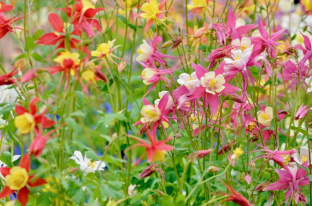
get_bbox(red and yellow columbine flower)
[301,0,312,11]
[0,154,47,206]
[14,98,54,134]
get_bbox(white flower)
[292,146,311,165]
[69,151,106,174]
[136,40,154,62]
[0,85,19,104]
[278,0,293,13]
[257,107,273,127]
[177,72,200,91]
[200,71,225,95]
[235,18,246,28]
[224,49,252,71]
[128,184,137,197]
[231,37,253,51]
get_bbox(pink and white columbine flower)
[177,72,200,91]
[224,48,253,73]
[292,146,311,167]
[263,165,309,204]
[200,72,225,95]
[136,35,177,68]
[295,105,311,120]
[175,63,239,114]
[257,106,273,127]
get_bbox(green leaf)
[26,36,37,51]
[0,152,12,167]
[12,53,28,64]
[31,53,47,63]
[66,117,78,132]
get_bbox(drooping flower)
[263,165,309,204]
[36,13,80,49]
[126,130,174,165]
[0,154,47,206]
[295,105,311,120]
[186,149,213,160]
[69,150,106,174]
[14,98,54,134]
[0,2,14,13]
[216,179,251,206]
[136,35,178,69]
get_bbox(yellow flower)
[5,166,29,190]
[231,146,243,159]
[14,113,35,134]
[82,70,96,82]
[152,150,166,162]
[187,0,208,11]
[54,51,80,69]
[302,0,312,11]
[140,0,161,20]
[91,40,115,58]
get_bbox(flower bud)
[194,27,207,38]
[207,166,219,173]
[139,164,164,179]
[161,40,173,48]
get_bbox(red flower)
[36,13,80,49]
[0,154,47,206]
[0,67,19,86]
[14,98,55,134]
[0,13,23,39]
[60,0,103,37]
[217,179,251,206]
[29,127,58,157]
[126,130,174,165]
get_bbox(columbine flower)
[140,105,161,124]
[263,165,309,204]
[295,105,311,120]
[301,0,312,11]
[200,71,225,95]
[292,146,311,167]
[139,0,166,32]
[257,106,273,127]
[177,72,200,91]
[126,130,174,164]
[14,98,54,134]
[91,40,119,65]
[136,35,177,69]
[187,0,209,16]
[0,154,47,206]
[69,150,106,174]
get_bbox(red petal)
[15,105,28,115]
[0,3,13,12]
[36,33,60,45]
[17,187,29,206]
[29,98,40,115]
[74,0,83,12]
[0,186,14,198]
[0,167,11,178]
[84,8,104,18]
[48,13,64,32]
[41,116,55,128]
[19,154,30,172]
[28,177,47,187]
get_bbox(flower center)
[241,45,247,51]
[260,113,270,120]
[5,166,29,190]
[145,110,158,119]
[82,0,95,13]
[88,160,96,169]
[280,154,291,165]
[141,0,160,20]
[152,150,166,162]
[209,78,217,88]
[302,155,308,163]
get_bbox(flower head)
[257,106,273,127]
[200,71,225,95]
[69,151,106,174]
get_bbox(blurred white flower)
[69,151,106,174]
[0,85,19,103]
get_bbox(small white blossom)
[69,151,106,174]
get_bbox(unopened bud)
[194,27,207,38]
[118,60,127,73]
[95,68,108,83]
[161,40,173,48]
[207,166,219,173]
